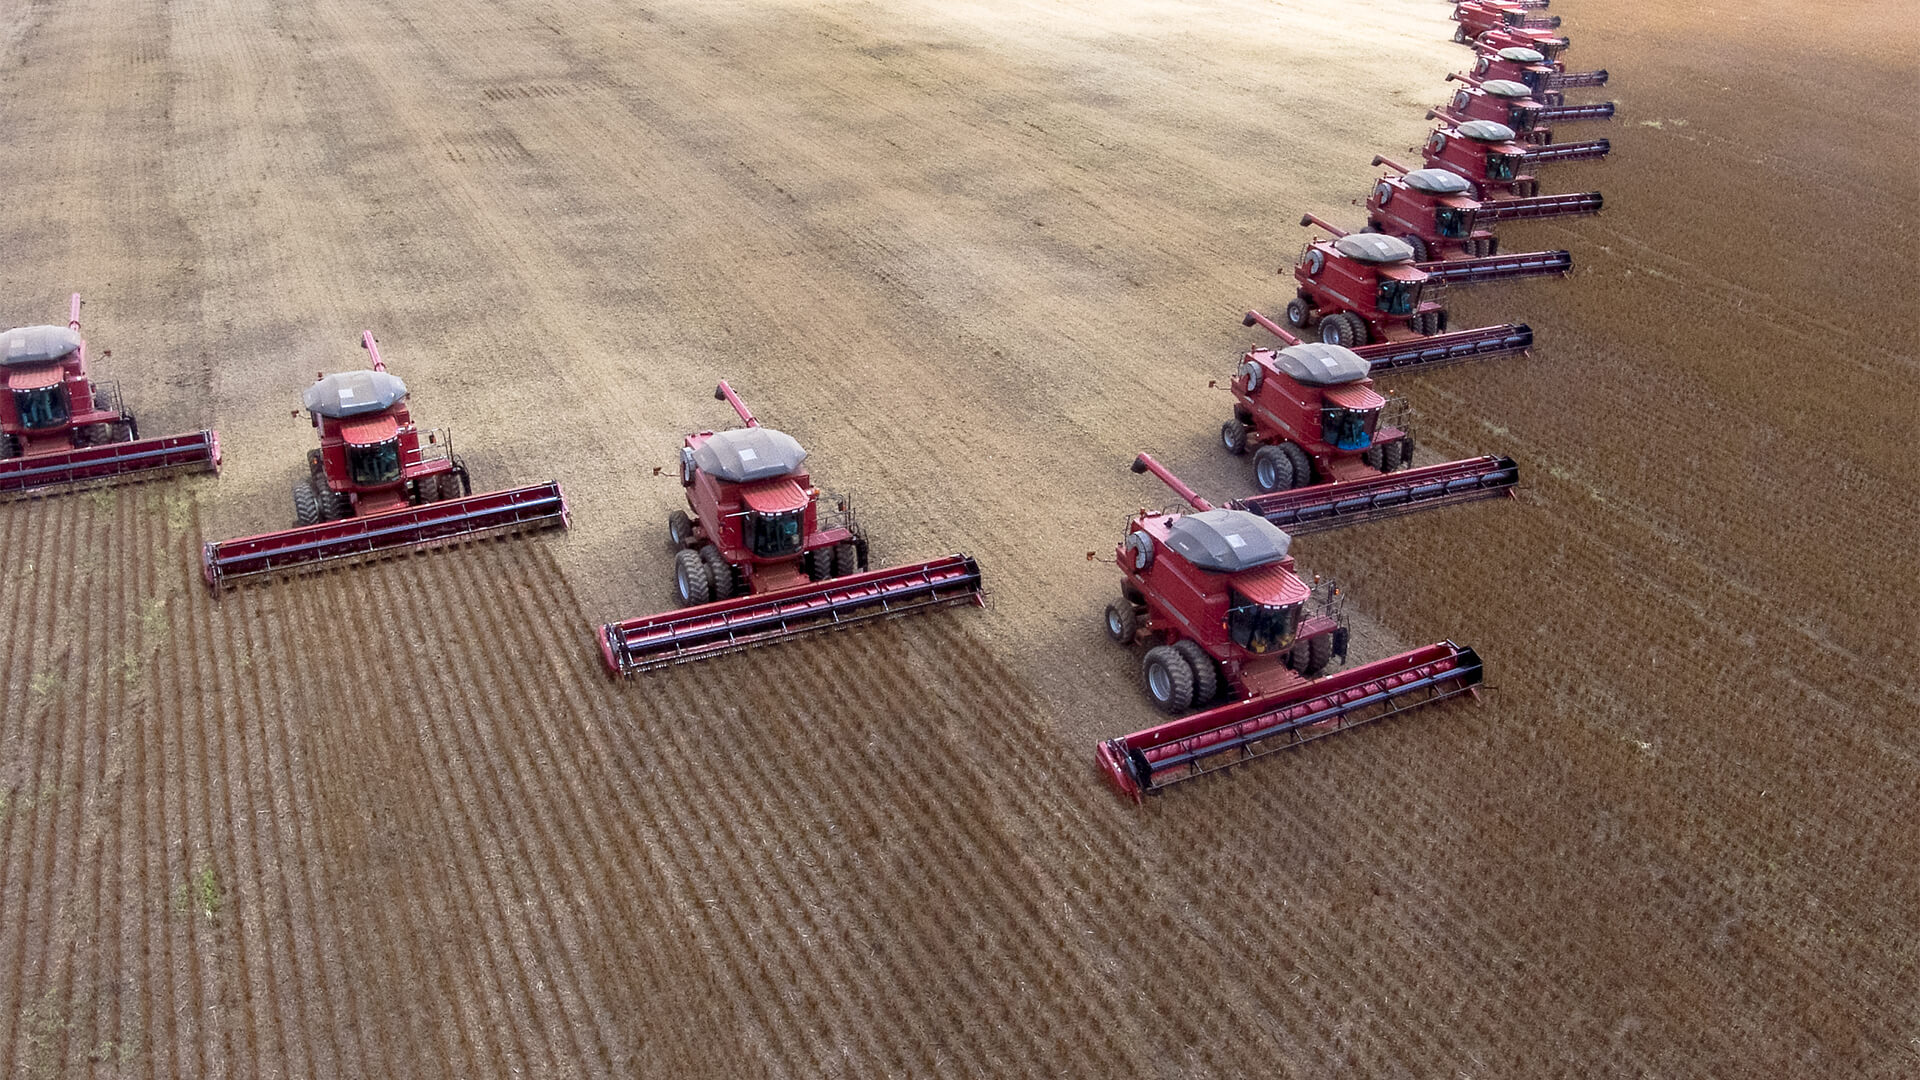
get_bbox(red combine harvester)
[1,294,220,498]
[1367,155,1601,260]
[1466,45,1608,107]
[1429,75,1614,145]
[1280,212,1565,355]
[1473,26,1571,64]
[202,332,568,589]
[1423,120,1609,199]
[598,380,983,675]
[1095,454,1484,801]
[1222,312,1520,525]
[1453,0,1560,43]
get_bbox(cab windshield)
[1376,279,1421,315]
[1486,152,1516,180]
[1227,591,1300,655]
[1519,71,1546,95]
[1320,406,1379,451]
[1435,206,1471,238]
[12,386,69,430]
[1509,105,1540,130]
[748,508,804,558]
[347,438,403,486]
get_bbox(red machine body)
[1098,454,1485,800]
[1429,76,1614,145]
[1366,155,1601,260]
[1453,1,1561,43]
[201,331,568,588]
[1107,454,1348,712]
[598,380,984,675]
[1466,44,1608,106]
[0,293,221,497]
[1281,212,1567,348]
[1473,26,1571,63]
[1422,121,1609,200]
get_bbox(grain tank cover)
[693,426,808,483]
[1481,79,1532,98]
[1273,343,1371,386]
[1497,46,1546,64]
[1459,119,1519,143]
[1164,509,1292,574]
[1333,233,1417,264]
[1404,168,1474,195]
[304,369,409,419]
[0,325,82,366]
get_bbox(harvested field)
[2,0,1916,1076]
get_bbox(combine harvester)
[1472,26,1572,68]
[1464,45,1608,107]
[1423,120,1609,199]
[598,380,982,675]
[202,332,567,589]
[1221,312,1520,529]
[1,293,220,498]
[1095,454,1484,801]
[1275,212,1561,368]
[1365,156,1601,260]
[1452,0,1560,44]
[1429,75,1614,145]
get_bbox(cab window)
[348,438,403,486]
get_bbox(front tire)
[832,541,861,577]
[1171,640,1219,705]
[1252,444,1298,492]
[1301,633,1335,678]
[1141,645,1195,714]
[699,545,734,600]
[673,548,712,606]
[1400,234,1429,262]
[292,482,321,527]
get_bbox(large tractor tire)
[832,541,860,577]
[1253,444,1300,493]
[1400,234,1429,262]
[804,547,833,581]
[1280,443,1313,486]
[673,548,712,606]
[317,484,351,522]
[699,545,734,600]
[292,482,322,527]
[667,510,696,549]
[1171,640,1220,705]
[1220,420,1251,456]
[1141,645,1195,715]
[1320,312,1365,347]
[1301,633,1335,678]
[1105,600,1140,644]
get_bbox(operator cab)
[341,416,404,486]
[688,425,813,560]
[1402,169,1477,237]
[1457,120,1523,180]
[1159,509,1309,655]
[1331,234,1426,315]
[2,325,83,431]
[1479,80,1539,130]
[1320,384,1384,451]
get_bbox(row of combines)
[1094,0,1617,801]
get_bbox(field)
[3,0,1916,1076]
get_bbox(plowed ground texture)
[2,0,1915,1076]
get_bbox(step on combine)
[598,380,983,675]
[1220,314,1520,523]
[1453,0,1561,44]
[1367,156,1601,260]
[1,294,221,498]
[202,331,568,589]
[1423,120,1609,199]
[1095,454,1484,801]
[1466,45,1608,107]
[1276,213,1558,363]
[1430,75,1614,146]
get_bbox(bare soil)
[2,0,1915,1076]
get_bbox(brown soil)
[2,0,1915,1076]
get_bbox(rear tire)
[1141,645,1195,715]
[1252,444,1298,493]
[1284,297,1312,329]
[699,545,734,600]
[667,510,696,549]
[832,541,860,577]
[674,548,712,606]
[1220,420,1251,456]
[292,482,321,527]
[1105,601,1140,645]
[1171,640,1219,705]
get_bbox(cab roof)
[1480,79,1532,98]
[0,325,82,367]
[1497,46,1546,63]
[1404,168,1474,195]
[340,414,401,446]
[305,369,408,419]
[693,426,808,484]
[741,477,811,514]
[1458,119,1520,143]
[1333,233,1417,264]
[1163,509,1292,574]
[1272,343,1370,386]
